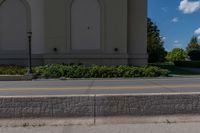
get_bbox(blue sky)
[148,0,200,51]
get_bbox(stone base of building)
[0,53,148,66]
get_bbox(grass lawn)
[149,62,200,76]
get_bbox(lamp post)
[27,32,32,75]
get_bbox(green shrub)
[174,61,200,68]
[33,64,169,78]
[0,66,26,75]
[0,64,170,78]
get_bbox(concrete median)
[0,93,200,118]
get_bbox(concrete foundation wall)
[43,53,128,65]
[0,94,200,118]
[0,54,43,66]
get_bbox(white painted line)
[0,84,199,91]
[0,92,200,98]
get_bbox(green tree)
[0,0,6,6]
[166,48,187,62]
[186,36,200,53]
[147,18,167,63]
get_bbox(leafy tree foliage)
[188,50,200,61]
[147,18,167,63]
[186,36,200,53]
[166,48,187,62]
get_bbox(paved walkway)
[1,123,200,133]
[0,77,200,96]
[1,116,200,133]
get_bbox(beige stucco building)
[0,0,148,66]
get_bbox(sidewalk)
[1,116,200,133]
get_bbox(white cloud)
[160,36,166,41]
[171,17,179,23]
[162,37,166,40]
[174,40,182,47]
[179,0,200,14]
[166,48,170,52]
[194,27,200,34]
[174,40,179,43]
[174,43,182,47]
[198,36,200,40]
[161,7,168,13]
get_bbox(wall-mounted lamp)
[114,48,119,52]
[53,48,58,52]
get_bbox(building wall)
[44,0,127,54]
[0,0,27,52]
[0,0,46,54]
[71,0,101,50]
[0,0,44,66]
[43,0,129,65]
[28,0,45,54]
[0,0,147,66]
[128,0,148,66]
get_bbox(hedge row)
[33,64,169,78]
[0,66,26,75]
[174,61,200,68]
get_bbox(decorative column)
[127,0,148,66]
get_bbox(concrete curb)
[0,93,200,118]
[0,75,33,81]
[1,76,200,81]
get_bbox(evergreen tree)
[186,36,200,53]
[147,18,167,63]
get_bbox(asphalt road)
[0,77,200,96]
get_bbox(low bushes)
[0,66,27,75]
[33,64,169,78]
[0,64,170,78]
[174,61,200,68]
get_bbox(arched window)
[71,0,101,50]
[0,0,29,51]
